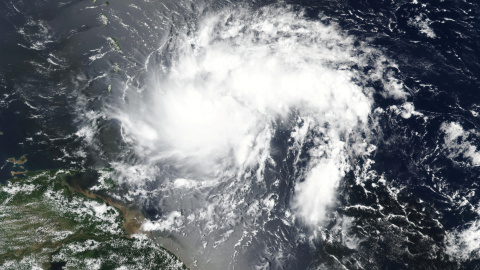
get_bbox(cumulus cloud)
[408,14,436,38]
[441,122,480,166]
[111,5,407,231]
[294,144,349,225]
[446,220,480,261]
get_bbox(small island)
[7,155,29,177]
[7,155,28,166]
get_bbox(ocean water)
[1,0,480,269]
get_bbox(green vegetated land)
[0,170,186,270]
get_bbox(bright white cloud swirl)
[105,5,406,268]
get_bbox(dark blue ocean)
[1,0,480,269]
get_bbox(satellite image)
[1,0,480,269]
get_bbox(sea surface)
[1,0,480,269]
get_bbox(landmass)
[7,155,27,166]
[107,37,122,51]
[7,155,29,177]
[10,170,29,177]
[0,170,186,269]
[100,13,108,26]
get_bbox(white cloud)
[294,146,348,225]
[441,122,480,166]
[107,5,407,234]
[446,220,480,261]
[408,15,436,38]
[142,211,183,232]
